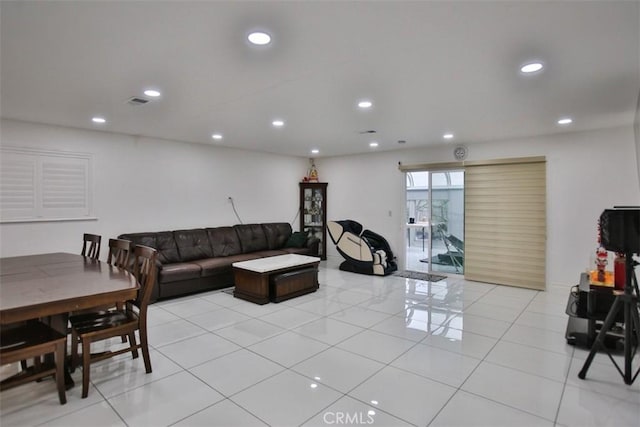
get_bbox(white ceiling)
[1,1,639,158]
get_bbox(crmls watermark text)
[323,411,375,425]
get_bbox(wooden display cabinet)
[299,182,328,260]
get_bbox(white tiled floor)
[2,264,640,426]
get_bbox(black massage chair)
[327,220,398,276]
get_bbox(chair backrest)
[327,221,374,263]
[81,233,101,260]
[132,245,158,310]
[107,238,132,269]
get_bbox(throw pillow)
[285,231,307,248]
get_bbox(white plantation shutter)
[1,148,93,222]
[1,154,37,219]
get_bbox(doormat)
[393,270,446,282]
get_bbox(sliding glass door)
[405,170,464,274]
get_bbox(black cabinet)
[565,272,620,348]
[299,182,327,260]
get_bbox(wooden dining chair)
[69,237,133,348]
[18,233,102,372]
[107,238,132,343]
[70,245,158,398]
[106,238,132,269]
[1,321,67,405]
[81,233,101,260]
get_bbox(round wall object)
[453,145,468,160]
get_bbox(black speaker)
[599,208,640,253]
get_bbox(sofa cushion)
[252,250,288,258]
[225,253,262,264]
[118,231,180,264]
[158,262,201,283]
[234,224,268,253]
[262,223,292,250]
[281,247,313,255]
[155,231,181,264]
[118,232,157,250]
[192,257,234,277]
[193,253,268,277]
[285,231,308,248]
[174,229,214,261]
[207,227,242,257]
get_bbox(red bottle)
[614,253,626,290]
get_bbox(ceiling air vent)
[126,97,150,106]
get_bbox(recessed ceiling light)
[211,133,223,140]
[358,100,373,109]
[272,120,284,127]
[248,32,271,45]
[369,142,379,148]
[311,149,319,154]
[557,117,573,125]
[520,62,544,74]
[443,133,454,140]
[143,89,161,97]
[91,117,106,124]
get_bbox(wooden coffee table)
[232,254,320,304]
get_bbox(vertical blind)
[1,148,92,222]
[464,159,546,290]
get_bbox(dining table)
[0,252,138,388]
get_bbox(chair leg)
[81,339,91,399]
[128,331,139,359]
[117,303,128,343]
[54,341,67,405]
[70,329,79,373]
[139,325,152,374]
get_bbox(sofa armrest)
[306,236,320,256]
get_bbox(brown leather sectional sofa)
[119,223,319,302]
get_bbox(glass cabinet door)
[300,182,328,260]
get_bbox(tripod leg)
[624,298,633,384]
[626,299,640,385]
[578,296,624,380]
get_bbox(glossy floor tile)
[292,347,385,393]
[108,371,224,427]
[461,361,565,421]
[349,366,457,425]
[2,263,639,427]
[302,395,412,427]
[430,390,554,427]
[230,370,342,426]
[38,401,127,427]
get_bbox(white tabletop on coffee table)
[232,254,320,273]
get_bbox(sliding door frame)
[399,156,546,289]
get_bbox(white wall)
[635,91,640,188]
[0,119,308,259]
[3,119,638,288]
[318,126,640,288]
